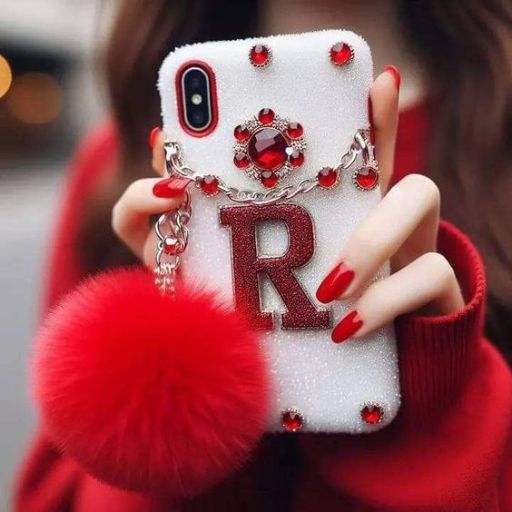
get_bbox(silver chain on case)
[163,127,375,206]
[154,190,192,294]
[154,127,375,292]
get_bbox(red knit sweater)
[14,104,512,512]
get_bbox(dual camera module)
[180,65,214,133]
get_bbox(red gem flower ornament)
[233,108,307,188]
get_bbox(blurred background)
[0,1,114,509]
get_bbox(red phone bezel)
[175,60,218,137]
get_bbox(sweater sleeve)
[298,221,512,512]
[41,120,118,312]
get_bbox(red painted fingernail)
[332,310,363,344]
[153,177,190,198]
[367,96,375,145]
[316,261,355,304]
[384,65,401,90]
[149,127,161,148]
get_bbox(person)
[14,1,512,510]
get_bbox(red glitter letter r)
[220,204,330,331]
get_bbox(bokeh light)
[0,54,13,99]
[6,72,63,125]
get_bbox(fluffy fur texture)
[33,267,269,497]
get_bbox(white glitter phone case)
[158,29,401,433]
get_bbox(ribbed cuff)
[396,220,486,422]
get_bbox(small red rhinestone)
[282,409,303,432]
[361,403,383,425]
[286,122,303,139]
[200,175,219,196]
[330,42,353,66]
[258,108,275,125]
[354,167,379,190]
[289,150,304,168]
[234,152,249,169]
[234,124,250,141]
[317,167,338,188]
[261,171,278,188]
[250,44,271,67]
[163,238,179,255]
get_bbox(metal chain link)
[154,127,374,293]
[154,190,192,294]
[163,127,373,207]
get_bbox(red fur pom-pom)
[33,268,269,497]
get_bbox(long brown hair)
[81,0,512,357]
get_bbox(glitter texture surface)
[159,30,400,433]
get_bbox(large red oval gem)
[354,167,379,190]
[282,409,303,432]
[248,127,288,171]
[361,403,383,425]
[330,42,353,66]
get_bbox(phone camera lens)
[191,111,205,125]
[180,65,213,132]
[191,94,203,105]
[189,76,202,89]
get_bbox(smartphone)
[158,29,400,433]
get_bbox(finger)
[316,174,440,303]
[112,177,185,259]
[142,230,160,269]
[331,252,465,343]
[369,66,400,193]
[150,128,167,177]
